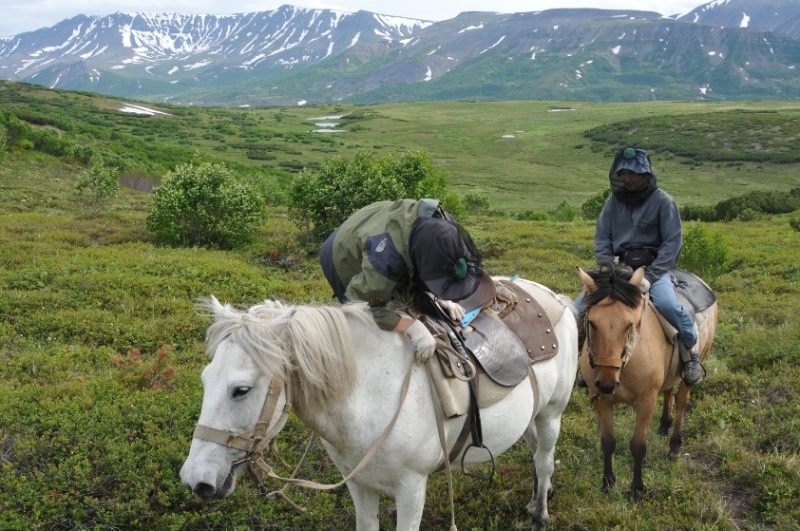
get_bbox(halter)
[190,357,417,512]
[585,292,649,371]
[192,376,293,487]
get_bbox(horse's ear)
[630,267,646,287]
[577,266,598,293]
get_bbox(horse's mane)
[582,260,642,309]
[199,297,374,412]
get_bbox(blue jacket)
[594,189,682,283]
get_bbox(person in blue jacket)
[579,147,703,387]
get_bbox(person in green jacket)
[320,199,486,364]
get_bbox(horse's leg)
[394,473,429,531]
[346,481,381,531]
[669,383,693,458]
[596,399,616,492]
[524,414,562,531]
[657,389,674,436]
[630,398,657,501]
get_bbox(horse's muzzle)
[597,380,619,394]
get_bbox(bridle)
[192,376,293,490]
[189,356,417,511]
[585,292,649,372]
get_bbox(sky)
[1,0,711,39]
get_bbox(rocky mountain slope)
[2,2,800,105]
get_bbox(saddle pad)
[498,280,560,364]
[463,312,529,386]
[671,267,717,313]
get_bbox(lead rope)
[426,360,459,531]
[253,357,417,495]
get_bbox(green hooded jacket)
[331,198,440,330]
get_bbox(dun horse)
[180,278,577,531]
[577,262,717,499]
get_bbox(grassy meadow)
[1,88,800,530]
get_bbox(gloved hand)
[437,299,466,322]
[639,278,651,294]
[404,320,437,364]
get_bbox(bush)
[464,192,490,215]
[288,150,460,240]
[581,187,611,220]
[146,159,267,249]
[73,164,120,217]
[511,209,549,221]
[678,223,731,282]
[552,200,579,222]
[0,124,7,156]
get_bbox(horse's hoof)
[532,515,549,531]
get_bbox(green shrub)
[552,200,579,222]
[678,222,731,282]
[288,150,458,240]
[0,124,7,155]
[511,209,548,221]
[73,164,120,217]
[464,192,490,215]
[146,159,267,249]
[581,187,611,220]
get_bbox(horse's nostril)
[193,482,216,499]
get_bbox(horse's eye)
[232,386,251,398]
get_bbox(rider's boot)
[682,349,704,386]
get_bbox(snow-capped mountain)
[679,0,800,38]
[0,6,430,88]
[2,2,800,105]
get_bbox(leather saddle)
[415,278,560,389]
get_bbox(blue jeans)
[649,273,697,350]
[574,273,697,350]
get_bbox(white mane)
[200,297,372,411]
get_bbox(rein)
[191,357,417,512]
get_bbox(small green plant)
[73,164,120,217]
[146,158,267,249]
[678,222,731,282]
[789,217,800,232]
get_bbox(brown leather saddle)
[415,278,560,388]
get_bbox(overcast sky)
[2,0,710,39]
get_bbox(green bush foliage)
[464,192,491,214]
[73,164,120,217]
[581,187,611,220]
[678,222,731,282]
[584,111,800,164]
[511,209,549,221]
[682,187,800,221]
[552,200,580,222]
[146,159,267,249]
[288,150,462,240]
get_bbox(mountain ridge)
[2,1,800,105]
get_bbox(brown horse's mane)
[583,260,642,309]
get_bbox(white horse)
[180,278,578,531]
